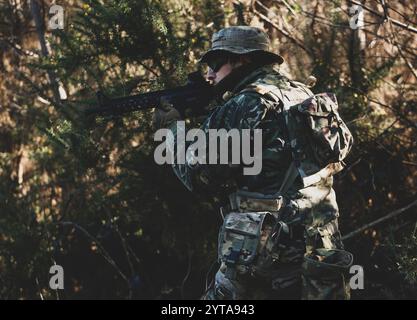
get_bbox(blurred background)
[0,0,416,299]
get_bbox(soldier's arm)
[168,92,267,192]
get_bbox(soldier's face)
[205,55,250,85]
[206,62,234,85]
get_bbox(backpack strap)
[277,161,299,196]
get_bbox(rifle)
[84,71,214,118]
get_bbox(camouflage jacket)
[168,63,341,229]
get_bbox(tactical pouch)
[228,190,284,213]
[253,218,305,281]
[301,248,353,300]
[218,211,275,279]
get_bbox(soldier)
[152,26,354,300]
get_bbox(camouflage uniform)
[166,27,353,300]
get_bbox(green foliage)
[0,0,416,300]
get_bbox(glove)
[151,97,181,130]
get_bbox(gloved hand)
[280,199,300,224]
[151,97,181,130]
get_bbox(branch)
[57,221,129,284]
[349,0,417,34]
[277,0,298,16]
[0,38,40,58]
[348,84,417,131]
[252,1,313,55]
[180,245,193,299]
[30,0,64,105]
[342,198,417,240]
[387,20,417,81]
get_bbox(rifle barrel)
[85,83,213,117]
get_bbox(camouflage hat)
[200,26,284,65]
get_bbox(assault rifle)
[84,71,214,118]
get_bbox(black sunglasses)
[206,56,230,72]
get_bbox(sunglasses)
[206,56,230,72]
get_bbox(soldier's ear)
[229,54,251,68]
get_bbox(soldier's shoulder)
[222,90,267,116]
[242,70,291,95]
[239,69,314,105]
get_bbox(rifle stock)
[84,71,214,117]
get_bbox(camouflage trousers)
[203,210,353,300]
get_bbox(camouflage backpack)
[242,79,354,189]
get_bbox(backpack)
[242,79,354,189]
